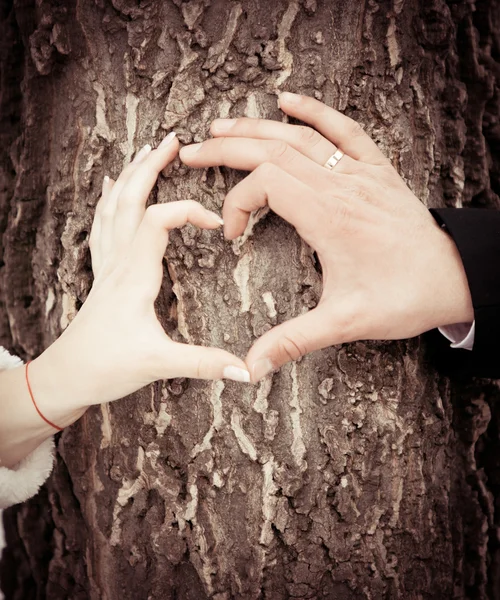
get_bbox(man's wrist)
[430,223,474,328]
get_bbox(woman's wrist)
[30,348,88,429]
[0,359,84,469]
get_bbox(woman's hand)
[31,133,250,427]
[180,92,473,382]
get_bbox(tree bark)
[1,0,500,598]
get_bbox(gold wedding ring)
[323,149,345,170]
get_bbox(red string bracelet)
[25,361,63,431]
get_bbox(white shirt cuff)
[438,321,475,351]
[0,347,55,509]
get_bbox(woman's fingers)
[103,144,153,223]
[112,132,179,252]
[129,200,224,295]
[210,117,338,167]
[94,132,178,273]
[129,199,251,384]
[221,163,320,241]
[164,342,250,382]
[278,92,388,166]
[89,175,115,277]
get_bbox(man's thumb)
[245,306,336,383]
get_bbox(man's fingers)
[210,117,338,167]
[165,342,250,382]
[112,132,179,250]
[278,92,388,166]
[179,137,360,193]
[221,163,320,241]
[129,200,223,294]
[245,305,348,383]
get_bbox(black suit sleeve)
[427,208,500,378]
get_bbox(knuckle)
[348,119,366,138]
[333,199,352,231]
[277,334,308,363]
[122,162,136,177]
[326,299,361,344]
[250,117,264,129]
[297,125,320,147]
[345,184,369,203]
[195,355,211,380]
[229,117,243,131]
[269,140,289,160]
[118,189,135,207]
[255,161,277,180]
[340,158,362,176]
[184,201,199,222]
[218,136,232,159]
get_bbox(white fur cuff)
[0,437,55,509]
[0,346,22,371]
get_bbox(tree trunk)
[1,0,500,598]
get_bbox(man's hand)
[180,92,473,382]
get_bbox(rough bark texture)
[1,0,500,598]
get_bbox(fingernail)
[223,366,251,383]
[280,92,301,105]
[159,131,177,148]
[205,209,224,226]
[102,175,110,192]
[212,119,236,133]
[252,358,275,382]
[132,144,152,164]
[181,142,203,158]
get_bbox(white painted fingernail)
[132,144,152,164]
[180,142,203,158]
[159,131,177,148]
[252,358,275,382]
[204,207,224,225]
[205,209,224,226]
[223,366,251,383]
